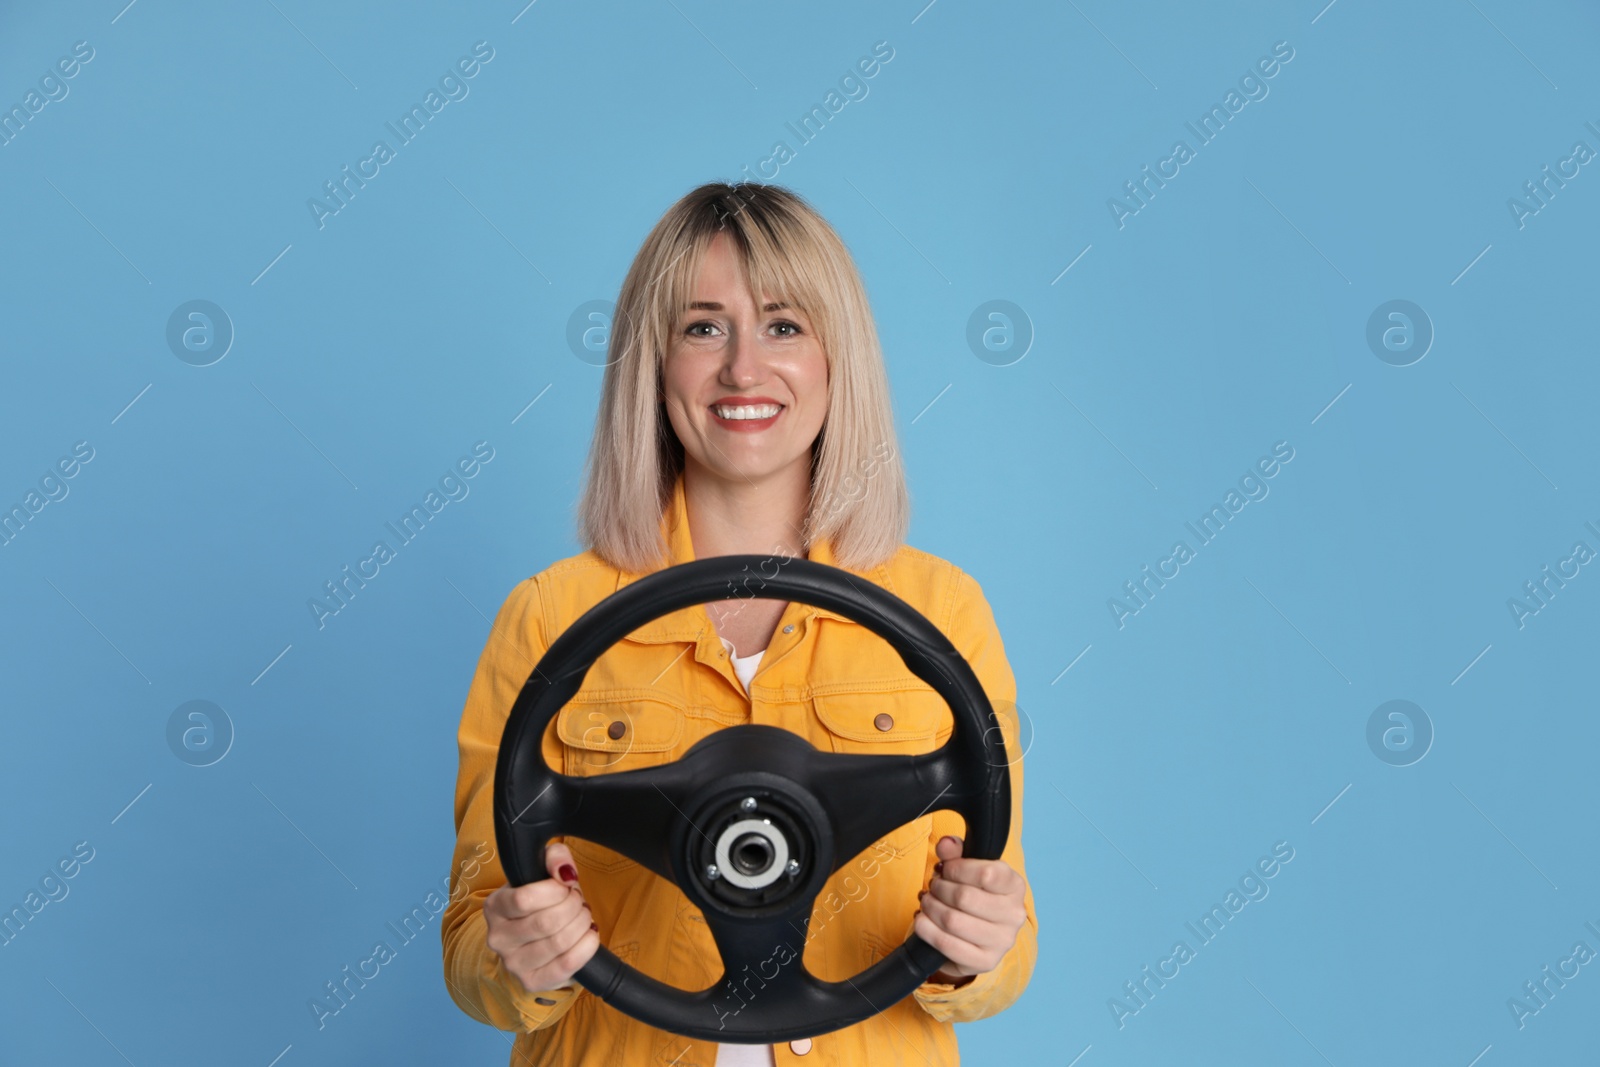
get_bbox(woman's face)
[661,232,828,487]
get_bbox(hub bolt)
[785,859,801,877]
[740,797,758,813]
[705,864,721,881]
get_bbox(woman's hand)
[483,842,600,994]
[914,835,1027,986]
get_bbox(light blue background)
[3,1,1597,1064]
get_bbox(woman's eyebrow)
[684,300,794,312]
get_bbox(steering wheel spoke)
[559,761,703,883]
[803,747,964,874]
[700,901,820,1000]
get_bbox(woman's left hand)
[914,834,1027,985]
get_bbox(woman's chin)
[695,452,805,486]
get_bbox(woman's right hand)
[483,842,600,993]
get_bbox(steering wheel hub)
[721,822,783,883]
[682,778,822,909]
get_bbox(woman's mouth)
[709,402,783,432]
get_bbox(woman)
[443,182,1036,1065]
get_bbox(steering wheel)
[493,554,1011,1044]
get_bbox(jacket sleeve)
[441,574,586,1032]
[913,566,1039,1023]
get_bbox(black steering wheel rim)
[493,554,1011,1044]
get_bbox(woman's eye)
[684,319,800,338]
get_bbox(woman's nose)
[721,324,763,385]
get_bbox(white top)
[715,637,775,1067]
[716,1040,777,1067]
[721,636,766,692]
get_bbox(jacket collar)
[614,469,890,644]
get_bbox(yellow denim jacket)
[443,473,1037,1065]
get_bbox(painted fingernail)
[559,864,579,883]
[590,921,599,931]
[934,861,944,876]
[918,890,927,901]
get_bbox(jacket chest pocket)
[809,685,954,860]
[555,691,686,775]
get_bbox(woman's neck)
[682,458,810,561]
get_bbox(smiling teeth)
[714,404,781,420]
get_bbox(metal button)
[874,713,894,732]
[789,1037,812,1055]
[782,624,794,633]
[607,720,626,740]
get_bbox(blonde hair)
[576,181,909,574]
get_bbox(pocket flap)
[810,684,950,744]
[556,691,684,753]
